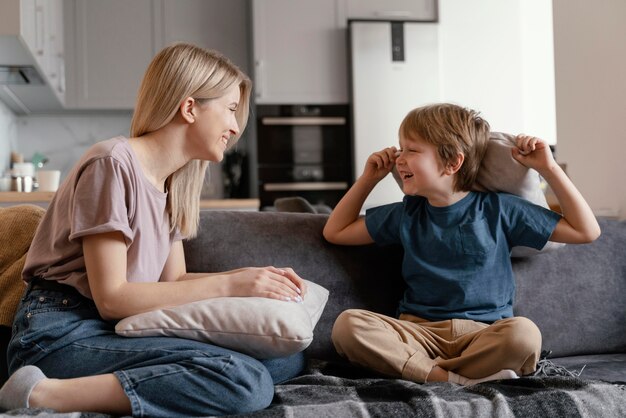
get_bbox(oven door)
[256,105,351,208]
[257,116,348,166]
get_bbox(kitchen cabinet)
[43,0,66,99]
[343,0,437,21]
[21,0,65,102]
[158,0,250,75]
[0,0,65,113]
[66,0,157,109]
[17,0,38,57]
[252,0,348,104]
[65,0,250,110]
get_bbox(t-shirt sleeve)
[500,193,562,250]
[365,201,405,246]
[69,157,135,244]
[171,228,185,242]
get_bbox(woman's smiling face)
[187,84,241,162]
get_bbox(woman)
[0,43,307,417]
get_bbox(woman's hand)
[362,147,399,183]
[511,135,556,173]
[221,266,307,302]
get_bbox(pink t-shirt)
[23,136,181,299]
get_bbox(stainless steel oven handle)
[264,182,348,192]
[261,117,346,126]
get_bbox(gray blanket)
[3,361,625,418]
[233,361,626,418]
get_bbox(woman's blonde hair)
[130,43,251,238]
[399,103,490,191]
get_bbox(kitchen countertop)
[0,191,57,202]
[0,191,560,213]
[0,192,260,210]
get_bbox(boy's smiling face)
[395,133,452,201]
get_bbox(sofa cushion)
[0,204,46,327]
[115,279,329,359]
[550,353,626,383]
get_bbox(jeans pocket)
[15,290,94,360]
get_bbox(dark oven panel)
[256,105,351,208]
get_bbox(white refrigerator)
[350,21,440,209]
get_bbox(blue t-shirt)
[365,192,562,322]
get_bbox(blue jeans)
[8,280,305,417]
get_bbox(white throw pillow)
[115,280,329,359]
[473,132,548,201]
[473,132,565,257]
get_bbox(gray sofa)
[183,211,626,416]
[2,210,625,417]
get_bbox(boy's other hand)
[512,135,556,172]
[363,146,398,182]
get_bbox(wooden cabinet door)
[67,0,251,110]
[158,0,250,75]
[71,0,157,109]
[252,0,348,104]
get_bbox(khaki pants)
[331,309,541,383]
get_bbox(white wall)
[553,0,626,219]
[439,0,623,219]
[439,0,556,144]
[520,0,557,143]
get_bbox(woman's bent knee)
[171,354,274,416]
[220,356,274,415]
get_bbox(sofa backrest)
[185,212,626,361]
[513,217,626,357]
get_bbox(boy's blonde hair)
[399,103,490,192]
[130,43,251,238]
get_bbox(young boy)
[323,103,600,385]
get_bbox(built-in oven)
[256,104,351,209]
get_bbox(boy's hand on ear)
[391,164,403,190]
[512,135,556,172]
[363,147,399,182]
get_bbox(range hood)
[0,59,64,114]
[0,4,65,114]
[0,65,44,85]
[0,67,64,115]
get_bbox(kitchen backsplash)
[0,109,224,198]
[15,113,132,178]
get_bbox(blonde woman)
[0,44,307,417]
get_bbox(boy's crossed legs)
[332,309,541,385]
